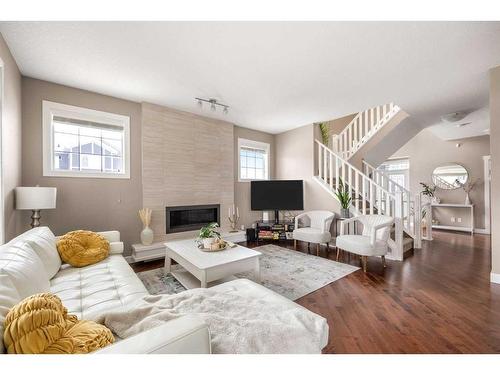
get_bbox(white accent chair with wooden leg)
[293,211,335,256]
[336,215,394,272]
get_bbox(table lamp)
[15,186,57,228]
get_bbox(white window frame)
[379,157,410,189]
[42,100,131,179]
[238,138,270,182]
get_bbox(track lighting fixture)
[195,97,229,114]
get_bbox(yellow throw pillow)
[57,230,110,267]
[3,293,114,354]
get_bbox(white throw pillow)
[11,227,61,278]
[0,241,51,299]
[0,274,21,354]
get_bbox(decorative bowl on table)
[199,238,230,252]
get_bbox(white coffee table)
[164,238,262,289]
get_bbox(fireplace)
[165,204,220,234]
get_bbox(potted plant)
[197,222,221,249]
[335,178,352,218]
[317,122,330,146]
[420,182,437,203]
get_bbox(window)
[43,101,130,178]
[378,157,410,189]
[238,138,270,181]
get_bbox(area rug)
[136,244,359,300]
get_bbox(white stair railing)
[332,103,401,160]
[315,140,405,260]
[362,160,422,248]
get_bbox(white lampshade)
[15,187,57,210]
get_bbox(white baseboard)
[491,272,500,284]
[474,228,490,235]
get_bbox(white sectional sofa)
[0,227,211,354]
[0,227,328,354]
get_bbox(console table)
[431,203,474,235]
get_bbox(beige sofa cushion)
[10,227,61,278]
[0,241,51,299]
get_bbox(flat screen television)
[251,180,303,222]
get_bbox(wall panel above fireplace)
[142,103,234,242]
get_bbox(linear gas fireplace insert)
[165,204,220,234]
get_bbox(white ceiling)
[428,106,490,141]
[1,22,499,134]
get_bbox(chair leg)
[294,239,297,250]
[307,242,310,254]
[316,243,320,256]
[381,255,386,268]
[326,242,330,255]
[362,256,367,272]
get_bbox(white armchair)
[293,211,335,256]
[336,215,394,272]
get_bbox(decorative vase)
[202,237,215,249]
[465,193,471,205]
[341,208,350,218]
[140,226,154,245]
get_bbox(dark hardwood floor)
[132,230,500,353]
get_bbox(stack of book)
[258,230,274,239]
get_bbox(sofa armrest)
[95,315,211,354]
[97,230,121,243]
[294,213,308,229]
[369,220,394,246]
[109,242,124,254]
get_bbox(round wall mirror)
[432,163,468,190]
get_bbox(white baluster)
[355,171,360,212]
[323,147,327,183]
[368,108,373,135]
[414,194,422,248]
[335,156,340,192]
[318,143,323,179]
[362,177,368,214]
[394,192,404,260]
[353,117,358,149]
[329,152,333,190]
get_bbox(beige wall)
[327,113,356,136]
[490,65,500,276]
[276,124,340,226]
[0,34,22,242]
[21,78,143,254]
[234,126,275,227]
[391,128,490,230]
[142,103,234,242]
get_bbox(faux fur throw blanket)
[97,287,327,354]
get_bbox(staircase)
[313,103,424,261]
[362,160,426,246]
[331,103,401,161]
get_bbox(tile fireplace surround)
[142,103,234,242]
